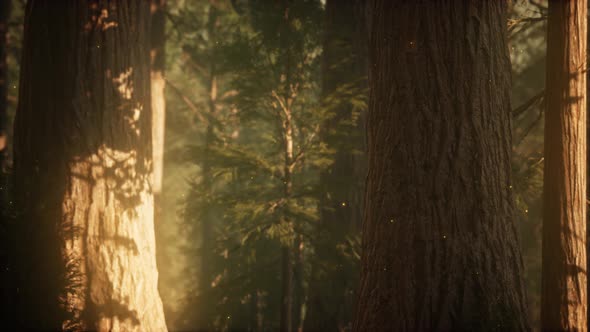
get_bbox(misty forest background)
[0,0,565,331]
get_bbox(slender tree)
[179,1,326,329]
[0,0,11,327]
[542,0,587,330]
[13,1,167,330]
[198,3,221,329]
[151,0,166,196]
[0,1,8,159]
[305,0,367,330]
[354,2,530,330]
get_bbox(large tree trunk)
[353,2,530,331]
[0,0,11,327]
[13,1,167,331]
[587,0,590,329]
[305,0,366,331]
[542,1,587,331]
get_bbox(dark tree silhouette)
[305,0,367,330]
[0,0,10,159]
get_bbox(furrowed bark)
[14,1,167,330]
[354,2,530,331]
[542,0,587,330]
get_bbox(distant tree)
[0,0,9,160]
[183,1,227,329]
[229,2,326,330]
[181,1,328,330]
[13,1,167,330]
[542,0,587,330]
[168,1,237,329]
[151,0,166,195]
[0,0,11,327]
[354,1,530,330]
[305,0,367,330]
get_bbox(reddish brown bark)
[354,2,530,331]
[14,1,167,330]
[542,1,587,331]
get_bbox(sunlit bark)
[151,0,166,195]
[14,1,167,330]
[542,1,587,330]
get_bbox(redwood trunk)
[354,2,530,330]
[542,1,587,330]
[14,1,167,330]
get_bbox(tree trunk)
[293,235,304,332]
[305,0,366,330]
[150,0,166,195]
[542,1,587,331]
[195,3,220,329]
[587,1,590,329]
[13,1,167,331]
[280,93,294,332]
[279,1,294,331]
[150,0,167,326]
[353,2,530,331]
[280,246,293,332]
[0,0,9,158]
[0,0,11,327]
